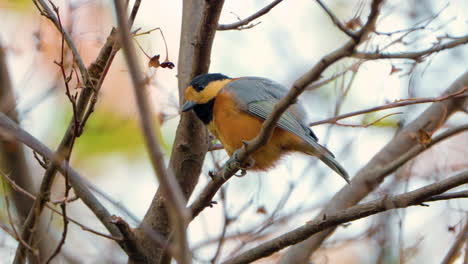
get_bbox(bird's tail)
[317,151,350,183]
[303,140,350,183]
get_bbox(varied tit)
[182,73,349,183]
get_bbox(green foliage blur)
[58,108,170,161]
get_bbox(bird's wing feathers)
[225,77,320,145]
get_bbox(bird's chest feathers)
[211,92,263,155]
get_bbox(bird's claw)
[221,150,255,178]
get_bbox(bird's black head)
[182,73,231,124]
[190,73,230,92]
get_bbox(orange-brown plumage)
[212,89,308,170]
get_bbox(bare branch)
[217,0,284,31]
[425,191,468,202]
[113,0,190,263]
[33,0,93,89]
[315,0,357,39]
[309,87,468,127]
[224,170,468,264]
[441,219,468,264]
[1,183,38,258]
[353,35,468,60]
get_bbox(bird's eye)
[194,85,204,92]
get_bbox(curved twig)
[217,0,284,31]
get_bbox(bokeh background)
[0,0,467,263]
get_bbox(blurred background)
[0,0,467,263]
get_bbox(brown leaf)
[390,65,402,75]
[345,17,362,30]
[160,60,175,69]
[148,55,161,68]
[417,129,432,145]
[256,206,267,215]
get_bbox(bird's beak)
[182,101,197,112]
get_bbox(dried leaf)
[148,55,161,68]
[390,65,402,75]
[160,60,175,69]
[345,17,362,30]
[417,129,432,145]
[256,206,267,215]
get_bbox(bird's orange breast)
[210,89,308,171]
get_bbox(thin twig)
[306,61,362,90]
[425,191,468,202]
[309,87,468,127]
[315,0,357,39]
[34,0,92,89]
[218,0,284,31]
[1,182,38,257]
[53,5,80,136]
[440,218,467,264]
[353,35,468,60]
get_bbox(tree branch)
[217,0,284,31]
[224,170,468,264]
[353,35,468,60]
[441,219,468,264]
[113,0,190,263]
[315,0,357,39]
[425,191,468,202]
[309,87,468,127]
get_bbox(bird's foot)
[221,150,255,178]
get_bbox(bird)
[182,73,349,183]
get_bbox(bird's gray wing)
[225,77,319,144]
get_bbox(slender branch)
[309,87,468,127]
[377,124,468,176]
[1,183,38,257]
[315,0,357,39]
[441,219,468,264]
[224,170,468,264]
[217,0,284,31]
[34,0,92,89]
[425,191,468,202]
[113,1,190,263]
[353,35,468,60]
[306,61,362,90]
